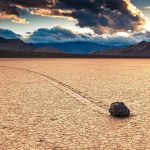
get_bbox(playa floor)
[0,58,150,150]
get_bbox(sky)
[0,0,150,45]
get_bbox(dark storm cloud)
[0,0,51,23]
[0,29,21,39]
[54,0,145,33]
[0,0,49,16]
[0,0,19,15]
[0,0,145,33]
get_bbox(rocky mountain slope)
[34,42,123,54]
[0,37,64,57]
[92,41,150,57]
[1,37,150,58]
[0,37,34,52]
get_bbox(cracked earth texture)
[0,59,150,150]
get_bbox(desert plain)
[0,58,150,150]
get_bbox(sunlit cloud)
[30,8,75,20]
[144,20,150,31]
[0,12,29,24]
[21,26,150,45]
[125,0,145,31]
[145,6,150,9]
[0,0,147,34]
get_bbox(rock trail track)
[0,66,106,115]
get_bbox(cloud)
[26,26,93,43]
[0,0,28,24]
[145,6,150,9]
[53,0,146,33]
[25,26,150,46]
[0,12,28,24]
[1,27,150,46]
[0,29,21,39]
[0,0,146,33]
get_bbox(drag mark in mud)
[0,66,106,114]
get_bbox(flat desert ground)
[0,58,150,150]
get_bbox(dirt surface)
[0,58,150,150]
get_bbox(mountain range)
[0,37,65,57]
[92,41,150,57]
[34,42,123,54]
[0,37,34,52]
[0,37,150,58]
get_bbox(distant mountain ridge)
[0,38,34,52]
[0,37,126,55]
[92,41,150,57]
[34,42,123,54]
[1,37,150,58]
[0,37,63,53]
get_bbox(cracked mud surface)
[1,59,150,149]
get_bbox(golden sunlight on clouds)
[12,18,29,24]
[30,8,75,20]
[0,12,29,24]
[145,6,150,9]
[144,19,150,31]
[125,0,142,16]
[0,0,147,34]
[30,9,52,16]
[125,0,145,29]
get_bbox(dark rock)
[109,102,130,117]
